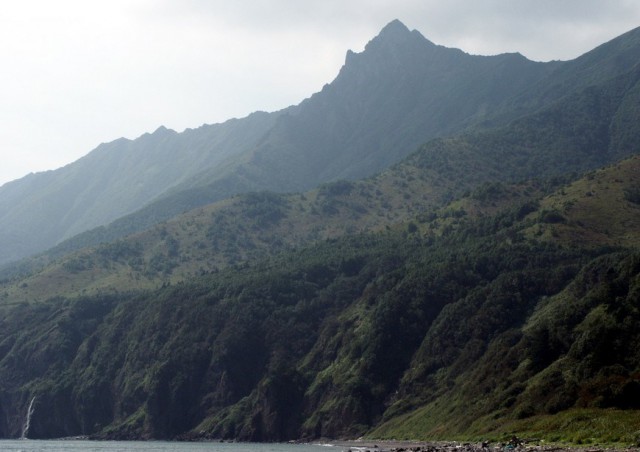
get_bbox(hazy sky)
[1,0,639,187]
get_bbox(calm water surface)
[0,440,340,452]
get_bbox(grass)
[472,408,640,446]
[370,405,640,447]
[0,168,444,304]
[526,156,640,249]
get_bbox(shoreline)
[6,436,640,452]
[325,439,640,452]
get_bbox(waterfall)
[20,396,36,440]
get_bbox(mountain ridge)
[4,26,640,292]
[45,23,553,254]
[3,19,630,265]
[1,155,639,440]
[1,20,640,443]
[0,110,281,263]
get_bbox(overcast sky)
[1,0,640,187]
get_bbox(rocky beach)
[332,439,640,452]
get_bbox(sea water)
[0,440,340,452]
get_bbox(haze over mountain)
[5,20,640,265]
[0,112,281,264]
[1,20,640,443]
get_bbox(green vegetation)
[1,21,640,446]
[2,156,640,441]
[372,407,640,445]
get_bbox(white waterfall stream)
[20,396,36,440]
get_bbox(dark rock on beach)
[334,439,640,452]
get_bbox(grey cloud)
[151,0,640,60]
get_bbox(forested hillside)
[0,21,640,445]
[1,152,640,442]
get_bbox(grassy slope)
[0,168,453,304]
[524,156,640,248]
[0,157,639,441]
[367,159,640,445]
[191,156,640,443]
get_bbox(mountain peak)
[339,20,433,68]
[372,19,424,46]
[152,125,175,135]
[378,19,411,37]
[363,19,434,54]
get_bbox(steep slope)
[29,23,640,263]
[0,112,280,264]
[1,171,542,304]
[1,159,639,441]
[187,20,552,190]
[1,23,640,444]
[183,23,640,193]
[369,250,640,444]
[502,25,640,119]
[1,19,618,265]
[4,57,640,302]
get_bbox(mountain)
[7,54,640,301]
[4,51,640,305]
[7,20,640,265]
[0,152,542,304]
[1,157,640,441]
[0,111,281,264]
[1,21,640,444]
